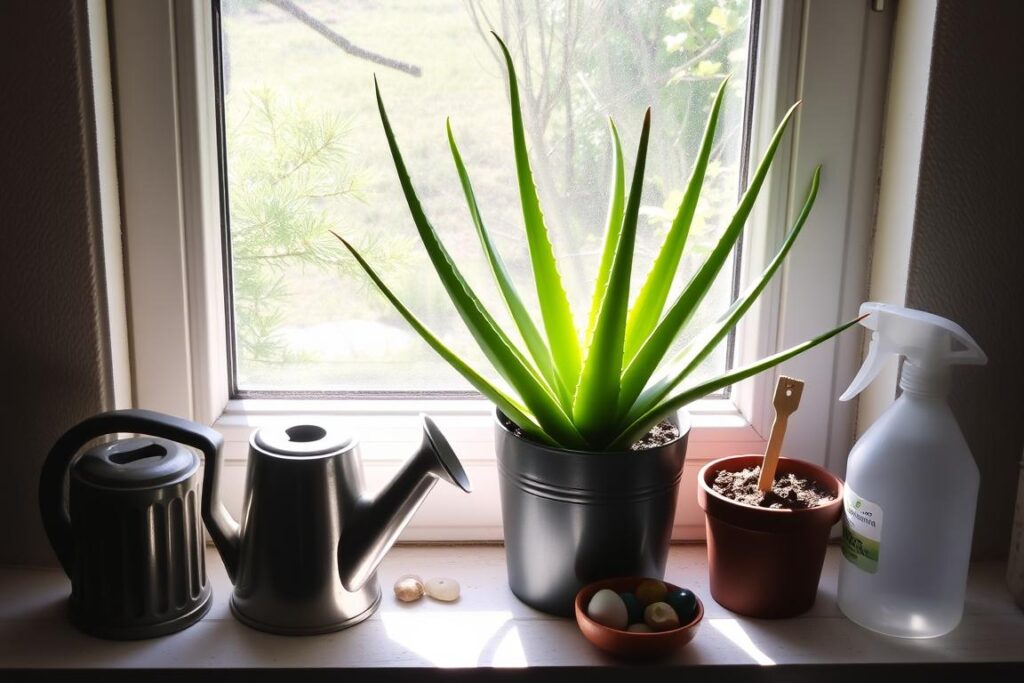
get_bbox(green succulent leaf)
[628,165,822,421]
[610,314,862,449]
[573,109,652,446]
[332,232,553,445]
[583,118,626,351]
[446,120,571,410]
[617,101,802,418]
[374,79,585,448]
[493,33,582,395]
[623,77,729,362]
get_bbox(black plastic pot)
[494,409,690,616]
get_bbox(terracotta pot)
[697,455,843,618]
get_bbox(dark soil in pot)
[629,421,681,450]
[505,419,680,450]
[495,410,690,616]
[711,465,836,510]
[698,455,843,619]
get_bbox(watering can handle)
[38,409,229,579]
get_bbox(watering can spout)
[337,415,471,592]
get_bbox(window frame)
[111,0,893,540]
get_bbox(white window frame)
[111,0,892,540]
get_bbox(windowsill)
[2,545,1022,677]
[206,399,769,542]
[212,397,759,458]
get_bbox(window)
[218,0,753,396]
[112,0,892,540]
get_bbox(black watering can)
[39,409,222,639]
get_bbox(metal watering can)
[203,415,471,634]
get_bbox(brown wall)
[905,0,1024,558]
[0,1,115,565]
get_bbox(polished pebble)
[424,577,461,602]
[635,579,668,606]
[393,575,424,602]
[666,588,698,623]
[627,623,653,633]
[644,601,681,631]
[587,589,628,630]
[618,591,644,624]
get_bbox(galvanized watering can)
[202,415,471,634]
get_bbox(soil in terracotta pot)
[712,465,835,510]
[505,417,679,451]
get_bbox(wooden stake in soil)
[757,376,805,492]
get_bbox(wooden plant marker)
[757,376,805,492]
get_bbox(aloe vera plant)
[335,34,859,451]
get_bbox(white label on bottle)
[842,484,883,574]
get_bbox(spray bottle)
[837,302,987,638]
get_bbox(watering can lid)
[253,422,354,457]
[74,437,198,489]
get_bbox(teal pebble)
[666,589,697,623]
[618,592,644,624]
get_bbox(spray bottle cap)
[839,302,986,401]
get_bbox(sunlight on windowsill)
[709,618,777,665]
[380,609,528,668]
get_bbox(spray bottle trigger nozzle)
[839,302,986,402]
[839,330,887,401]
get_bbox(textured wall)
[0,1,113,565]
[906,0,1024,558]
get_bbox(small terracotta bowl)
[574,577,704,659]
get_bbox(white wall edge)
[857,0,938,436]
[111,0,197,418]
[88,0,133,410]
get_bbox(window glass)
[219,0,753,393]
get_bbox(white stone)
[424,577,461,602]
[587,589,628,630]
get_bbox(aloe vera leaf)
[623,77,729,362]
[617,101,801,416]
[332,233,554,446]
[446,120,572,409]
[493,33,582,393]
[573,109,652,443]
[374,81,584,448]
[609,315,862,449]
[583,118,625,351]
[628,166,821,420]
